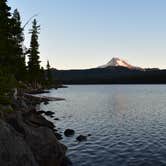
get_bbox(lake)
[39,85,166,166]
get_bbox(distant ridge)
[52,57,166,84]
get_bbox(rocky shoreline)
[0,91,71,166]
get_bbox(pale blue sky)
[8,0,166,69]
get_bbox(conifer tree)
[0,0,13,69]
[27,19,41,87]
[0,0,17,103]
[46,60,50,71]
[0,1,25,75]
[11,9,26,80]
[46,60,52,84]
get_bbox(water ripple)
[40,85,166,166]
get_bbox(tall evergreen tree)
[46,60,52,84]
[27,19,41,87]
[46,60,50,71]
[0,1,24,75]
[0,0,13,69]
[11,9,26,80]
[0,0,17,103]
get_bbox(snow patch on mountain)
[98,57,142,70]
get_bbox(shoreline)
[0,89,71,166]
[24,93,66,101]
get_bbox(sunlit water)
[39,85,166,166]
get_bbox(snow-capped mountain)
[98,57,143,70]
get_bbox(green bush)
[0,96,11,105]
[0,68,17,95]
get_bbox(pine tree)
[0,1,25,75]
[46,60,50,71]
[0,0,13,69]
[27,19,41,87]
[11,9,26,80]
[0,0,17,104]
[46,60,52,84]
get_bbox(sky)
[8,0,166,69]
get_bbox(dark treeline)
[0,0,54,104]
[53,67,166,84]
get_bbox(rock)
[20,99,29,110]
[1,92,69,166]
[44,111,54,116]
[76,135,87,142]
[54,85,68,89]
[44,101,49,105]
[6,111,67,166]
[6,115,26,135]
[29,90,50,94]
[54,118,60,121]
[0,119,38,166]
[23,111,55,129]
[53,128,58,132]
[11,98,20,110]
[64,129,75,137]
[0,105,13,112]
[25,126,67,166]
[55,132,63,140]
[24,93,65,103]
[61,157,73,166]
[37,110,45,114]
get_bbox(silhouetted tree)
[11,9,26,80]
[0,0,13,70]
[46,60,50,70]
[0,2,26,76]
[39,66,45,84]
[27,19,41,87]
[46,60,54,85]
[0,0,18,104]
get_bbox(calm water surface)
[40,85,166,166]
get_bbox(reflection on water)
[40,85,166,166]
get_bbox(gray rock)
[54,118,60,121]
[6,111,67,166]
[44,101,49,105]
[44,111,54,116]
[23,111,55,129]
[64,129,75,137]
[54,132,63,140]
[76,135,87,142]
[37,110,45,114]
[0,119,38,166]
[25,126,67,166]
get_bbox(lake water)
[39,85,166,166]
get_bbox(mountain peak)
[107,57,133,68]
[98,57,142,70]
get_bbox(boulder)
[0,119,38,166]
[54,132,63,140]
[25,126,67,166]
[64,129,75,137]
[37,110,45,114]
[76,135,87,142]
[44,101,49,105]
[54,118,60,121]
[44,111,55,116]
[6,111,68,166]
[23,111,55,129]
